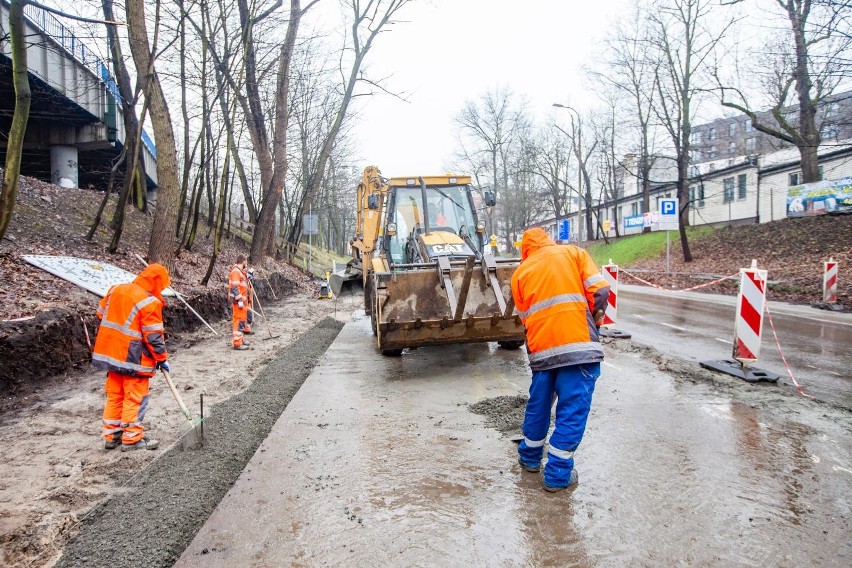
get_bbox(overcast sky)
[305,0,635,176]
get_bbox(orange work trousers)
[102,370,151,446]
[232,302,248,346]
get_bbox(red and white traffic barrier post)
[700,260,779,383]
[823,257,838,304]
[599,260,631,339]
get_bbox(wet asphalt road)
[175,310,851,567]
[617,284,852,409]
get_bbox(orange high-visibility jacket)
[92,264,170,377]
[228,265,248,304]
[511,228,610,371]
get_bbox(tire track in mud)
[53,317,344,568]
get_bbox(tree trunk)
[126,0,181,267]
[0,0,31,242]
[251,0,302,262]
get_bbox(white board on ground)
[22,255,176,298]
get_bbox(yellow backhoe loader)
[330,166,525,355]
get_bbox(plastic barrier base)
[599,328,632,339]
[700,359,780,383]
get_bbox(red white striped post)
[732,260,767,363]
[601,259,618,327]
[823,257,838,303]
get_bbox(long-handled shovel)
[161,369,203,450]
[249,280,280,339]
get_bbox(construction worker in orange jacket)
[511,227,610,492]
[229,255,250,350]
[92,263,171,451]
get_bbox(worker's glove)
[156,361,170,373]
[594,309,605,329]
[247,269,254,282]
[237,300,245,308]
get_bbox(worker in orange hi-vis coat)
[228,255,251,350]
[511,227,610,493]
[92,263,171,451]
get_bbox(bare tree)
[719,0,852,183]
[648,0,733,262]
[125,0,182,266]
[594,9,661,232]
[287,0,413,247]
[0,1,31,243]
[454,87,526,250]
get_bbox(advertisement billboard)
[786,176,852,217]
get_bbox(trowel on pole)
[249,280,280,339]
[161,369,203,449]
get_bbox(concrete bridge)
[0,0,157,190]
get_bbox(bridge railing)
[18,1,158,163]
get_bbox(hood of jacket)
[520,227,555,261]
[133,263,171,302]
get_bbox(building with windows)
[689,91,852,166]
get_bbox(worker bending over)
[511,228,610,492]
[92,263,171,451]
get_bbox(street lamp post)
[553,103,594,242]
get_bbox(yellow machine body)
[331,166,525,355]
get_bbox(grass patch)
[587,226,714,267]
[291,242,350,278]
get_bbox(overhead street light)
[552,103,594,241]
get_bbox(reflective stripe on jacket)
[92,264,169,378]
[511,228,610,371]
[228,265,248,303]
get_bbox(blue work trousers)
[518,363,600,488]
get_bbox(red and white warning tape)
[618,265,814,399]
[619,267,738,292]
[764,304,813,399]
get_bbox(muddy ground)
[0,290,356,568]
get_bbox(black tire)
[365,275,378,336]
[498,340,525,350]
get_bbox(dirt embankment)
[0,175,320,393]
[0,272,297,394]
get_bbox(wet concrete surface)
[618,284,852,409]
[176,311,852,567]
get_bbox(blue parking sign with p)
[661,199,676,215]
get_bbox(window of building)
[723,177,735,203]
[789,172,800,186]
[728,122,737,137]
[745,137,756,151]
[738,174,747,199]
[631,202,638,216]
[728,141,737,155]
[821,123,838,140]
[690,131,703,144]
[825,101,839,118]
[708,127,717,141]
[744,121,753,132]
[618,205,623,221]
[689,185,706,208]
[707,146,717,159]
[690,149,701,162]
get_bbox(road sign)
[302,214,319,235]
[558,219,571,241]
[659,198,679,230]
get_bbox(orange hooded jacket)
[510,228,610,371]
[92,263,170,378]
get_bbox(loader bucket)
[330,261,363,297]
[373,256,524,352]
